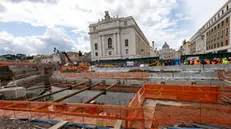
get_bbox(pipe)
[53,81,103,102]
[83,81,119,104]
[28,80,89,101]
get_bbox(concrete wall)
[93,64,231,72]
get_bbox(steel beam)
[83,81,120,104]
[28,80,89,101]
[53,81,103,102]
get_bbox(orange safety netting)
[1,84,231,128]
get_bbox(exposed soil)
[0,117,95,129]
[0,117,53,129]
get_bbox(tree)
[78,51,83,56]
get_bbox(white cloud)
[0,0,229,54]
[183,0,228,36]
[0,27,90,55]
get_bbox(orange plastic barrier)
[1,84,231,128]
[1,100,231,128]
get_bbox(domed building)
[158,42,178,60]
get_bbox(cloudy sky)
[0,0,228,55]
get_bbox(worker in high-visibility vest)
[184,60,188,65]
[205,59,210,64]
[222,58,229,64]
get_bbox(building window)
[108,38,112,48]
[124,21,127,26]
[226,40,229,45]
[214,44,216,48]
[217,32,220,39]
[226,26,229,36]
[214,33,216,41]
[226,17,229,23]
[218,24,220,28]
[218,13,220,18]
[95,43,98,50]
[222,10,224,14]
[93,27,96,31]
[221,42,224,46]
[227,5,229,11]
[217,43,220,47]
[221,29,224,38]
[95,52,98,56]
[108,51,112,55]
[125,39,129,47]
[125,49,129,54]
[212,28,213,32]
[222,21,224,26]
[214,26,216,31]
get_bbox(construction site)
[0,60,231,129]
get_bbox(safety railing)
[0,100,231,128]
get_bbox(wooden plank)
[113,120,122,129]
[49,121,68,129]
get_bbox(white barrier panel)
[93,64,231,72]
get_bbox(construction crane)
[54,48,88,73]
[62,52,73,64]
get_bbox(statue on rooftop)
[104,11,111,21]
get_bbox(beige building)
[190,0,231,54]
[89,11,152,61]
[158,42,178,59]
[182,41,191,55]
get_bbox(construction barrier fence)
[53,71,149,79]
[1,84,231,128]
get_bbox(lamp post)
[141,49,144,64]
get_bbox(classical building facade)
[89,11,152,61]
[158,42,178,60]
[190,0,231,54]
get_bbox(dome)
[162,42,169,48]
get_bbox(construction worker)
[228,57,231,64]
[184,60,188,65]
[222,58,229,64]
[190,59,193,65]
[217,58,222,64]
[205,59,210,64]
[212,59,216,64]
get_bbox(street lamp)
[141,49,144,64]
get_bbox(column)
[114,33,117,56]
[102,35,105,56]
[98,36,101,57]
[117,33,121,58]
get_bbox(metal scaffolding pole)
[83,81,120,104]
[53,80,104,102]
[28,80,89,101]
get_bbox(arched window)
[108,38,112,48]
